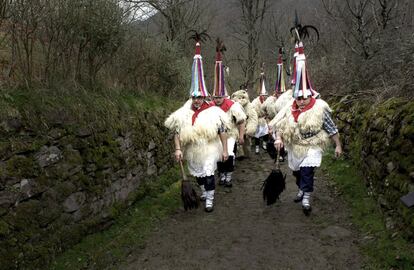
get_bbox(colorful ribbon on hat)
[275,50,286,95]
[292,42,318,99]
[213,59,227,97]
[190,43,209,97]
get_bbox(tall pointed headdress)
[291,43,300,86]
[292,42,319,99]
[212,38,227,97]
[188,32,209,97]
[258,63,268,96]
[290,10,320,98]
[274,48,286,95]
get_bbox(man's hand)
[335,144,342,158]
[222,150,229,161]
[175,149,183,162]
[274,137,284,152]
[330,133,342,158]
[268,125,273,134]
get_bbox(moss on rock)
[333,97,414,239]
[0,91,177,270]
[5,155,40,178]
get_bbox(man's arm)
[323,110,342,158]
[174,133,183,162]
[237,121,245,145]
[219,131,229,161]
[330,133,342,158]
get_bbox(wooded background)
[0,0,413,100]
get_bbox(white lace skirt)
[227,137,236,156]
[187,155,218,177]
[286,147,322,171]
[254,124,269,138]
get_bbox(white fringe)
[275,89,294,114]
[231,90,259,136]
[251,96,267,126]
[226,101,247,139]
[263,96,277,119]
[271,98,332,158]
[164,100,231,176]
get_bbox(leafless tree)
[321,0,406,60]
[123,0,204,44]
[320,0,414,97]
[8,0,44,87]
[230,0,268,96]
[0,0,11,31]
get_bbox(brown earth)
[121,149,365,270]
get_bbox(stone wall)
[0,107,175,269]
[333,97,414,239]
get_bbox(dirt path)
[121,151,364,270]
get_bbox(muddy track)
[121,151,364,270]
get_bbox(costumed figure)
[270,41,342,214]
[251,63,270,154]
[211,38,247,187]
[263,48,290,120]
[231,89,258,159]
[264,48,293,161]
[165,39,230,212]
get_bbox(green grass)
[321,151,414,269]
[0,86,181,134]
[49,167,183,270]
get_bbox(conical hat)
[274,48,286,95]
[292,42,319,99]
[212,39,227,97]
[290,43,300,86]
[189,42,209,97]
[258,63,268,96]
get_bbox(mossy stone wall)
[0,104,175,270]
[333,97,414,239]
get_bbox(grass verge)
[0,86,181,133]
[321,151,414,269]
[49,167,183,270]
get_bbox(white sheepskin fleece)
[226,101,247,139]
[231,90,258,136]
[262,96,277,119]
[251,96,267,126]
[274,89,294,114]
[244,103,259,136]
[164,99,231,176]
[270,98,332,158]
[231,89,249,107]
[263,90,294,120]
[165,99,231,144]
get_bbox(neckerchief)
[259,96,266,103]
[191,101,212,125]
[291,97,316,122]
[212,98,234,112]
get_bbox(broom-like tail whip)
[179,160,199,210]
[179,159,187,181]
[261,149,286,205]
